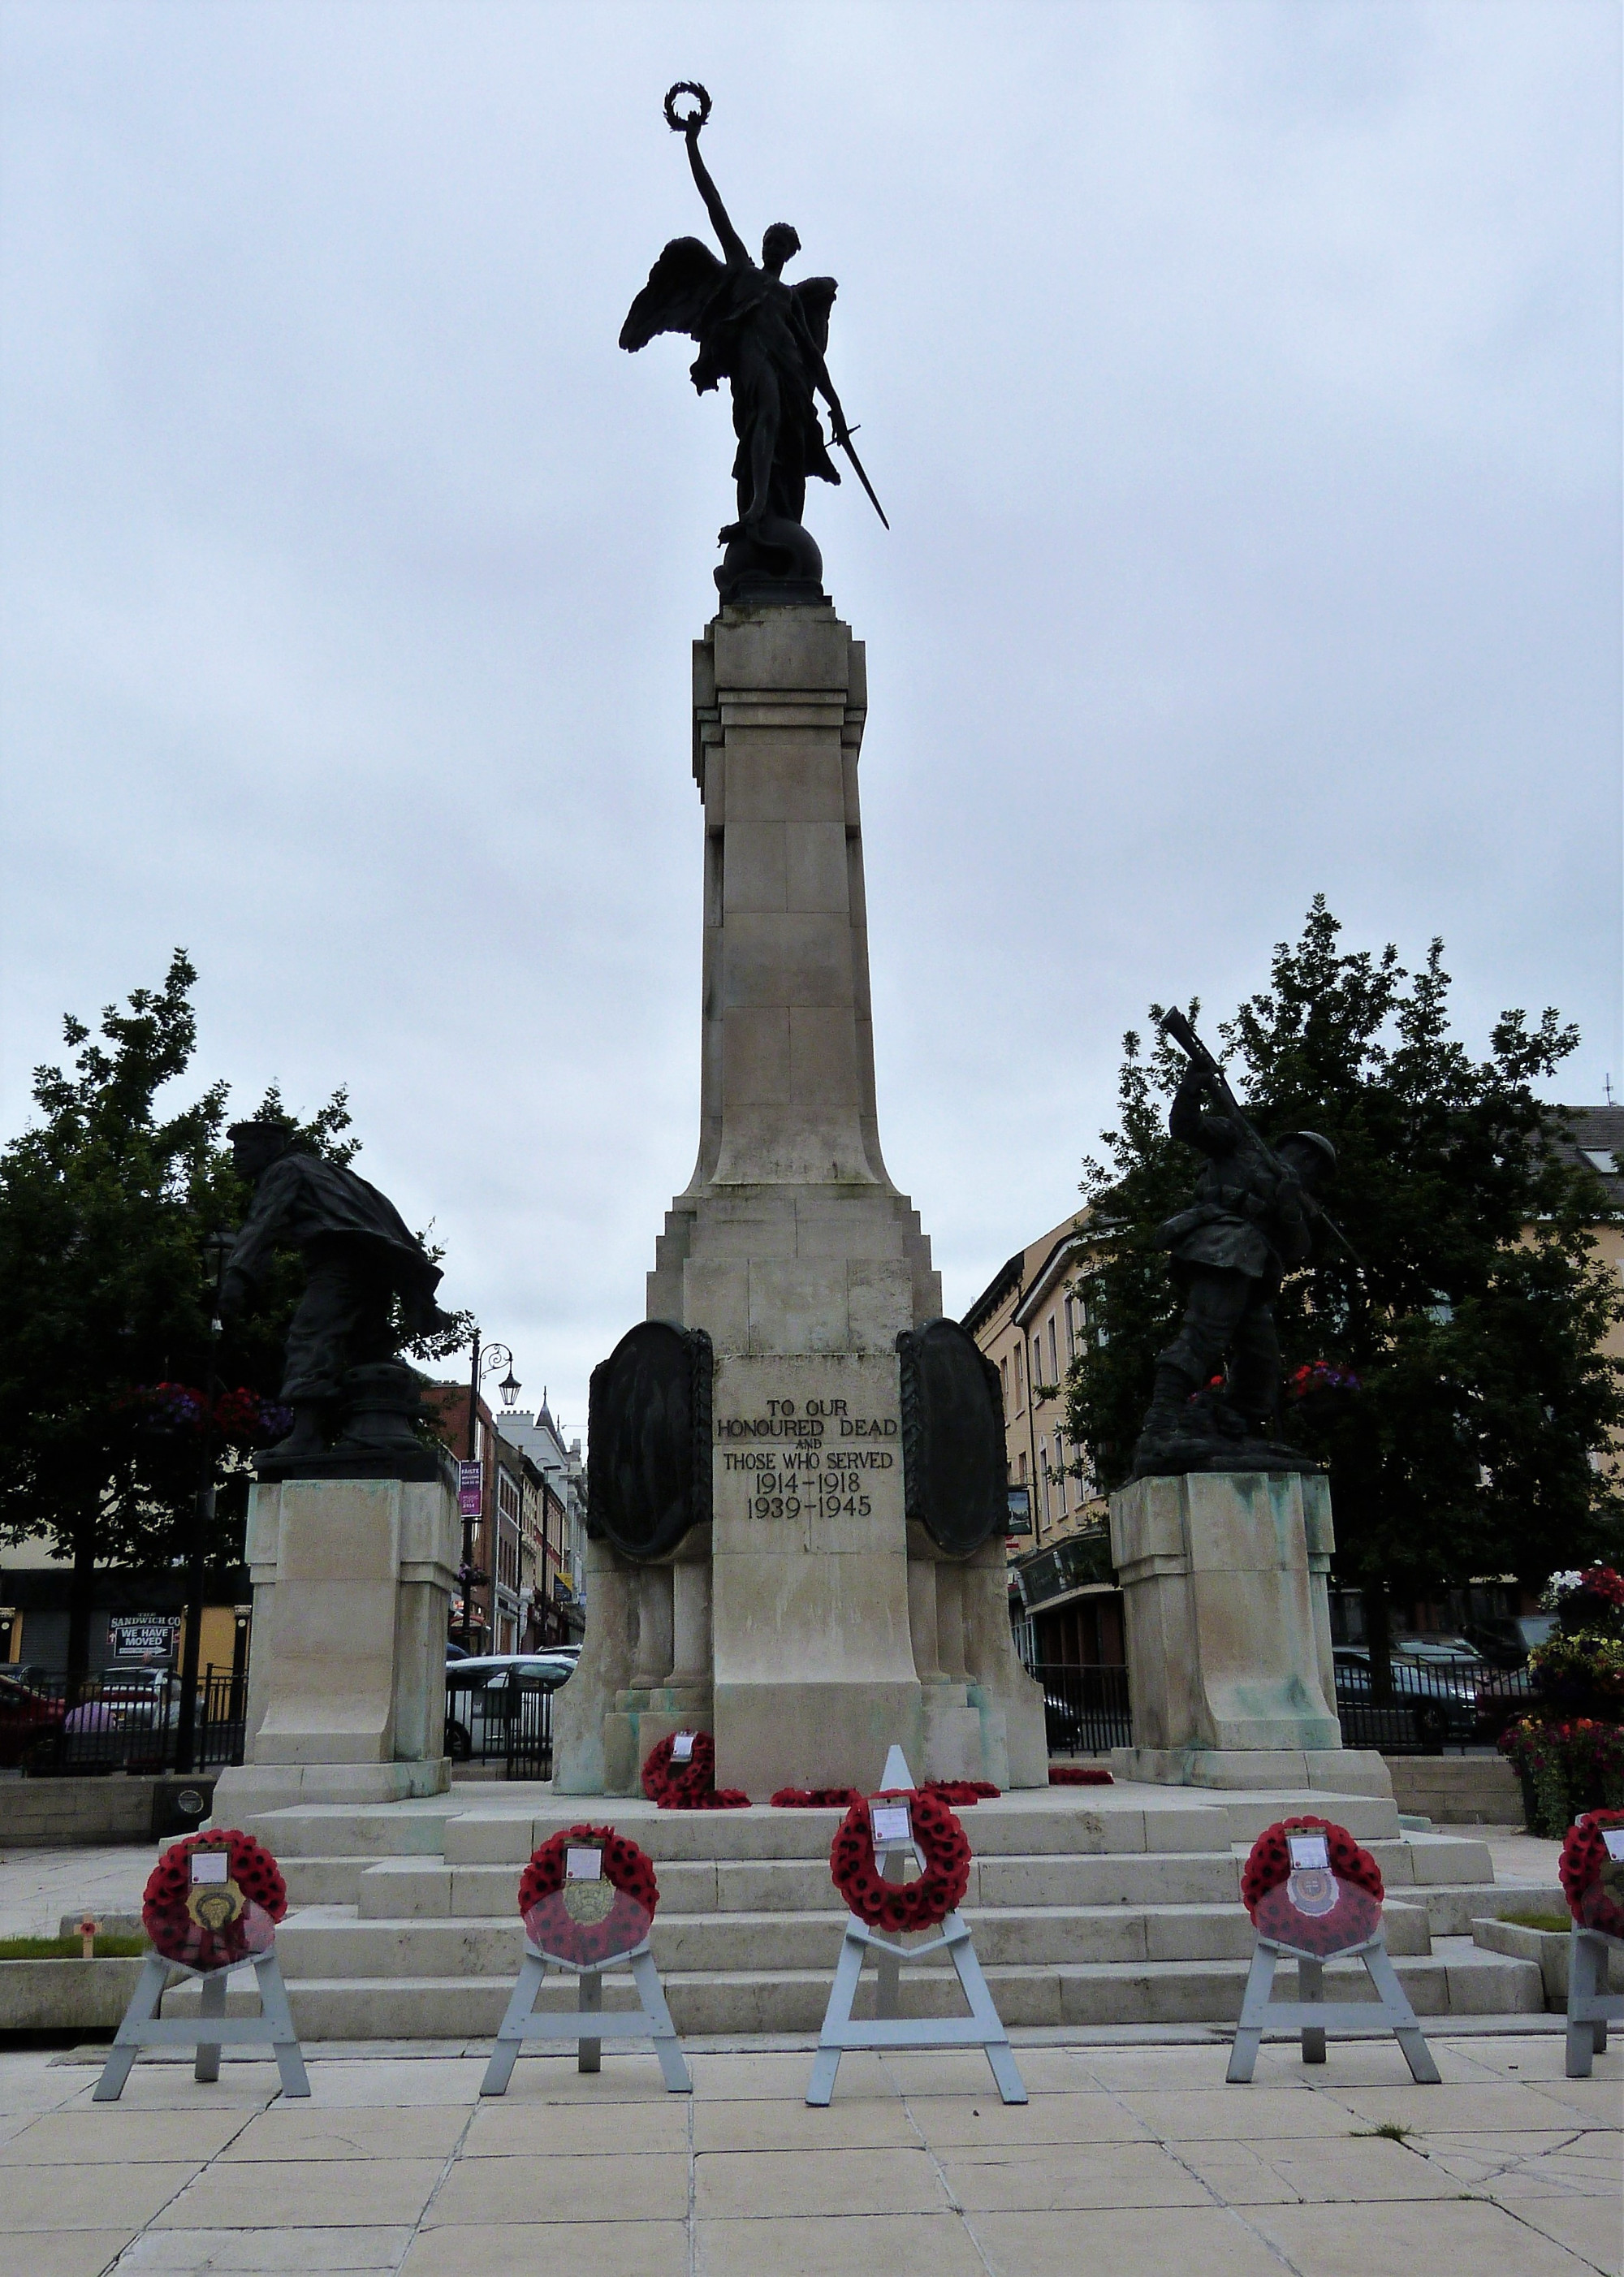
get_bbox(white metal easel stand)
[480,1938,691,2096]
[1565,1923,1624,2078]
[94,1951,310,2101]
[806,1747,1025,2108]
[1226,1931,1440,2085]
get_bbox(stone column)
[556,602,1045,1795]
[211,1471,460,1818]
[1108,1470,1390,1795]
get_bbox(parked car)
[1466,1614,1557,1670]
[1332,1644,1480,1748]
[0,1672,65,1771]
[444,1653,574,1762]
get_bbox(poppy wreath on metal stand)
[141,1830,287,1974]
[1560,1808,1624,1940]
[1240,1813,1385,1958]
[517,1823,662,1968]
[828,1787,972,1934]
[640,1731,749,1810]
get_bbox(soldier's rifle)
[1157,1008,1367,1272]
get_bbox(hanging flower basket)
[518,1824,660,1968]
[828,1788,972,1935]
[1240,1814,1384,1959]
[1559,1809,1624,1942]
[141,1830,287,1975]
[640,1732,749,1810]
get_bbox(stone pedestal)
[1107,1470,1390,1797]
[211,1471,460,1818]
[555,604,1045,1797]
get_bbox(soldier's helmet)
[1282,1130,1337,1179]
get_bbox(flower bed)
[1240,1814,1384,1958]
[828,1788,971,1935]
[518,1824,659,1967]
[141,1830,286,1974]
[1500,1717,1624,1838]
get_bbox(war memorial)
[200,87,1544,2042]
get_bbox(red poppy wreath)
[640,1730,749,1809]
[829,1788,972,1935]
[1241,1814,1384,1958]
[518,1824,661,1967]
[1560,1808,1624,1940]
[141,1830,287,1973]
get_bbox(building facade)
[963,1212,1122,1672]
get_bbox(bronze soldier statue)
[222,1118,453,1478]
[620,83,886,605]
[1132,1043,1337,1480]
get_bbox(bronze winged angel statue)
[620,84,887,604]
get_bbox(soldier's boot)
[1133,1365,1201,1467]
[274,1401,330,1457]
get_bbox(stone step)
[188,1943,1539,2040]
[441,1789,1403,1868]
[235,1800,462,1859]
[352,1849,1261,1921]
[279,1895,1435,1981]
[282,1857,377,1906]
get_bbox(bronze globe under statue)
[620,82,888,606]
[222,1119,455,1481]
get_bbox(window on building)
[1055,1430,1066,1513]
[1039,1444,1052,1523]
[1017,1452,1026,1484]
[1048,1315,1059,1382]
[1031,1337,1043,1399]
[1014,1345,1024,1409]
[1000,1355,1009,1415]
[1065,1296,1077,1363]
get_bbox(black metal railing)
[1332,1649,1531,1755]
[2,1666,246,1777]
[1023,1661,1132,1756]
[445,1667,555,1779]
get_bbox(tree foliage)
[0,955,357,1673]
[1065,899,1624,1603]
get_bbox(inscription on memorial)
[710,1359,905,1542]
[719,1399,898,1520]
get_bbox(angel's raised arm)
[685,124,750,267]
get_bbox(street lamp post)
[460,1333,520,1653]
[175,1229,235,1778]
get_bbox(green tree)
[1065,900,1624,1658]
[0,953,353,1689]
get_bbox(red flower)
[517,1823,662,1967]
[1240,1815,1384,1911]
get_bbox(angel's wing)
[620,236,728,352]
[791,275,838,355]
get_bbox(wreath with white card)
[828,1787,972,1934]
[1561,1809,1624,1939]
[1240,1814,1384,1957]
[517,1824,661,1968]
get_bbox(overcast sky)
[2,0,1618,1440]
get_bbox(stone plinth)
[1107,1470,1390,1798]
[555,604,1045,1797]
[211,1471,459,1818]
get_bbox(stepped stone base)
[212,1758,451,1818]
[198,1776,1553,2040]
[1113,1745,1394,1797]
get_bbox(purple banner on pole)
[458,1460,482,1518]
